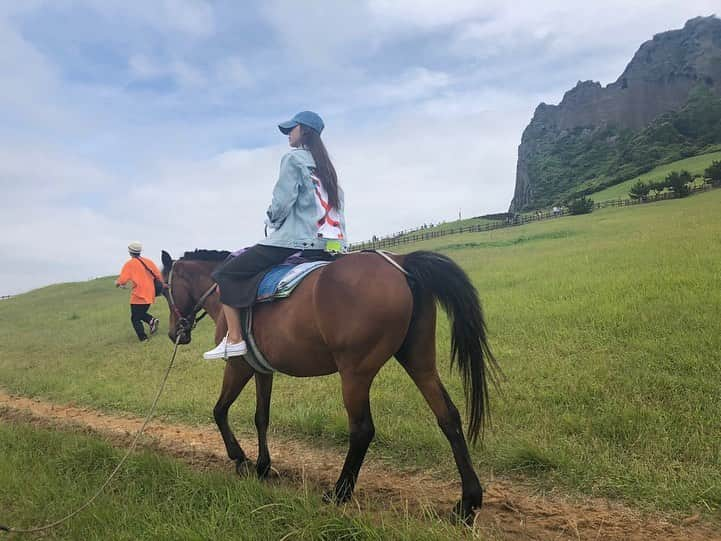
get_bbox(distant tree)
[704,160,721,185]
[666,170,692,197]
[568,196,595,215]
[629,180,651,200]
[651,178,668,195]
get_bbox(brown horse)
[160,248,497,522]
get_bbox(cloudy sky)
[1,1,717,295]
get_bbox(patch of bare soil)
[0,391,718,541]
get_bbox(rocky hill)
[509,16,721,212]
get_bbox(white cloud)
[362,68,452,104]
[0,15,65,125]
[0,148,111,198]
[259,1,385,69]
[128,54,254,94]
[128,54,206,87]
[215,57,254,89]
[334,110,526,237]
[368,0,493,28]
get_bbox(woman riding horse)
[204,110,346,361]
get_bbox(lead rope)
[0,335,183,535]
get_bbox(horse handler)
[116,241,162,342]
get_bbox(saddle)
[240,260,332,374]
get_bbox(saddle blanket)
[241,260,331,374]
[256,260,330,302]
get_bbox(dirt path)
[0,390,718,540]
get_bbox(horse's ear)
[161,250,173,270]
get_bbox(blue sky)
[0,1,717,295]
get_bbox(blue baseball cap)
[278,111,324,135]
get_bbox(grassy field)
[1,188,721,516]
[588,150,721,202]
[0,419,466,540]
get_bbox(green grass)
[0,419,467,540]
[2,189,721,516]
[588,150,721,201]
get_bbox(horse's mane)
[181,249,231,262]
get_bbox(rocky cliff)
[509,16,721,212]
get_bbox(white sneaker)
[203,336,247,360]
[203,335,227,360]
[224,340,247,358]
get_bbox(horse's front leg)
[254,373,274,479]
[213,358,255,475]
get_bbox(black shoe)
[149,318,159,335]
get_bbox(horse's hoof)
[452,499,478,526]
[323,484,353,505]
[256,460,271,480]
[235,458,253,477]
[322,490,351,504]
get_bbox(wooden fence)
[350,182,715,251]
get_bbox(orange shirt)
[116,256,162,305]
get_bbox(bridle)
[165,261,218,340]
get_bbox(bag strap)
[135,257,158,280]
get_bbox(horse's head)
[161,249,229,345]
[161,250,195,344]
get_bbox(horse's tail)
[401,250,499,444]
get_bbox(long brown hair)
[300,126,341,210]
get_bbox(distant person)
[116,241,162,342]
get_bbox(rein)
[166,263,218,338]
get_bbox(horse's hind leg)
[406,369,482,523]
[325,374,375,504]
[397,305,482,524]
[213,358,254,475]
[254,372,273,479]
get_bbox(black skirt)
[211,244,333,308]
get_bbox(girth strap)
[238,308,276,374]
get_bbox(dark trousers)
[130,303,154,341]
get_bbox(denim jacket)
[260,148,348,252]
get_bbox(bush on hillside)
[705,160,721,184]
[568,196,595,215]
[666,170,693,197]
[629,180,651,200]
[651,179,668,194]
